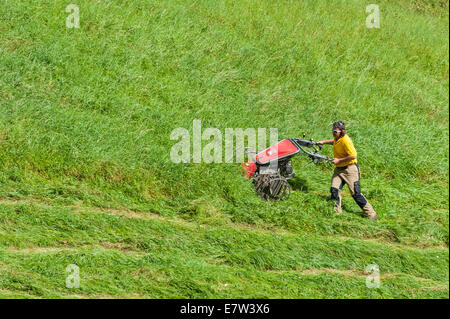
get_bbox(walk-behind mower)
[242,137,331,200]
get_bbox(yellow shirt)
[333,134,357,167]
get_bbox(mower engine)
[242,138,330,200]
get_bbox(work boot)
[332,192,343,214]
[363,203,377,220]
[333,205,342,214]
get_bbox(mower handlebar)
[291,138,331,166]
[292,138,318,148]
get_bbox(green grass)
[0,0,448,298]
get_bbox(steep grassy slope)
[0,0,448,298]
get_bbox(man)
[317,121,378,220]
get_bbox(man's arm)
[317,139,334,146]
[331,155,356,165]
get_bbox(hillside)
[0,0,448,298]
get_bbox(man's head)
[332,121,346,138]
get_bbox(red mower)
[242,137,331,200]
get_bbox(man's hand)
[331,158,341,165]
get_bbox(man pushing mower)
[317,121,378,220]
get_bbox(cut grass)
[0,200,448,298]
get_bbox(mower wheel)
[253,173,290,200]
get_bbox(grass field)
[0,0,448,298]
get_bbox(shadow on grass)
[288,178,309,192]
